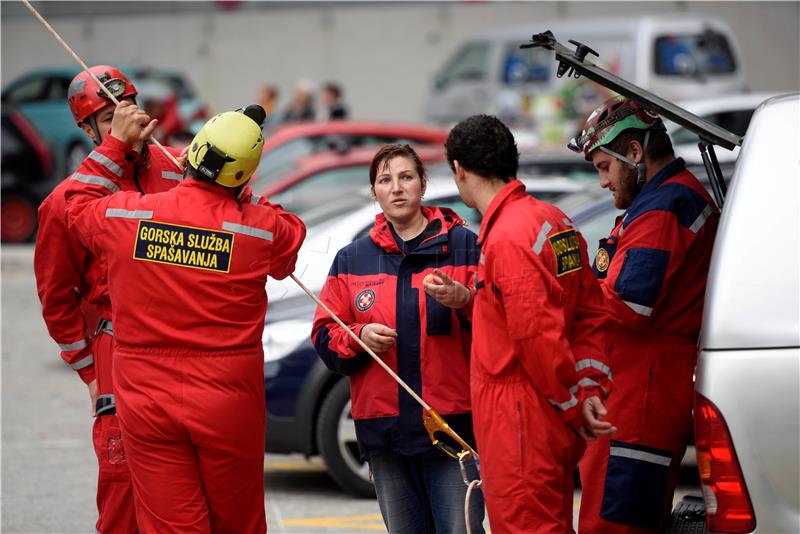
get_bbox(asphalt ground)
[2,244,698,533]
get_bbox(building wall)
[2,1,798,122]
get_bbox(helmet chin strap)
[598,129,652,189]
[86,115,103,146]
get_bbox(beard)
[614,165,639,209]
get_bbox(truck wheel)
[667,494,707,534]
[316,379,374,498]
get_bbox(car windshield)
[654,30,736,77]
[271,164,372,216]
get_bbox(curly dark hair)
[445,115,519,182]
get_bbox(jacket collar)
[639,157,686,195]
[477,180,526,245]
[370,206,465,254]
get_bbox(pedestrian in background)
[34,65,183,534]
[257,82,282,130]
[444,114,615,533]
[572,96,719,533]
[319,81,348,120]
[64,104,306,533]
[312,144,485,534]
[282,79,316,122]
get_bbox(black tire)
[667,494,707,534]
[316,379,375,498]
[1,193,38,242]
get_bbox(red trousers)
[92,330,139,534]
[113,349,267,534]
[472,377,585,534]
[578,333,696,533]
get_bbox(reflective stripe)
[88,151,123,177]
[623,300,653,316]
[548,394,578,411]
[689,204,713,233]
[221,222,273,242]
[71,173,120,193]
[568,378,601,395]
[162,171,183,182]
[95,394,116,416]
[532,221,552,254]
[250,194,262,205]
[58,338,87,351]
[576,358,613,381]
[105,208,153,219]
[70,353,94,370]
[562,217,573,227]
[610,446,672,466]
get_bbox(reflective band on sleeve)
[548,394,578,411]
[88,151,123,177]
[105,208,154,220]
[689,204,713,233]
[58,338,88,351]
[71,173,120,193]
[250,194,262,205]
[623,300,653,316]
[568,378,601,395]
[562,217,573,227]
[532,221,553,254]
[162,171,183,182]
[610,446,672,466]
[221,222,273,241]
[576,358,613,381]
[70,353,94,370]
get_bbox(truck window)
[435,42,490,90]
[654,31,736,76]
[502,45,551,84]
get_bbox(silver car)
[692,94,800,532]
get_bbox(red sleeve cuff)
[77,364,96,385]
[348,323,367,354]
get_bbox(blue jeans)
[367,450,485,534]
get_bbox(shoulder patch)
[595,248,610,273]
[134,220,233,273]
[548,228,582,277]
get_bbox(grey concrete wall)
[2,1,798,122]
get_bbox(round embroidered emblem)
[355,289,376,311]
[595,247,610,273]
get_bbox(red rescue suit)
[35,135,181,534]
[579,159,719,532]
[471,181,611,533]
[64,143,306,533]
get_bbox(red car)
[249,121,448,194]
[262,145,447,224]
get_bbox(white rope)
[465,479,483,534]
[22,0,182,171]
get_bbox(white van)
[425,15,747,137]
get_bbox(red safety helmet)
[67,65,137,125]
[568,95,663,161]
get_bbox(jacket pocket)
[425,293,452,336]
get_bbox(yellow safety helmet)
[187,105,266,188]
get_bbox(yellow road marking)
[282,513,385,530]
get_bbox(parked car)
[425,15,746,133]
[668,93,780,165]
[263,175,591,497]
[690,94,800,533]
[249,121,449,195]
[1,107,53,242]
[1,65,208,178]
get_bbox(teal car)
[1,65,208,180]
